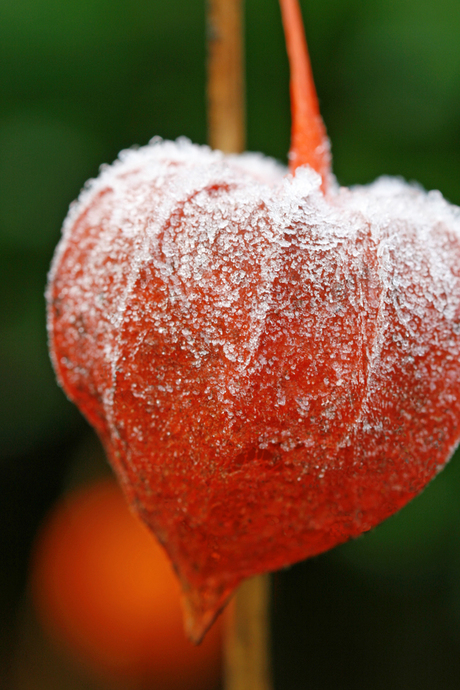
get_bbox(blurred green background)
[2,0,460,687]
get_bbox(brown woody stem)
[207,2,272,688]
[224,575,273,690]
[207,0,245,153]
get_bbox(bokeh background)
[2,0,460,687]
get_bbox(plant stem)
[207,0,245,153]
[207,2,272,688]
[278,0,330,188]
[224,575,273,690]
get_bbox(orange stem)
[279,0,331,189]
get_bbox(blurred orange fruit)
[30,479,222,689]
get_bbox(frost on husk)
[47,138,460,641]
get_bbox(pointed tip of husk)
[180,580,238,644]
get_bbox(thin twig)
[206,2,272,688]
[224,575,273,690]
[207,0,245,153]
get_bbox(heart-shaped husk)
[47,0,460,642]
